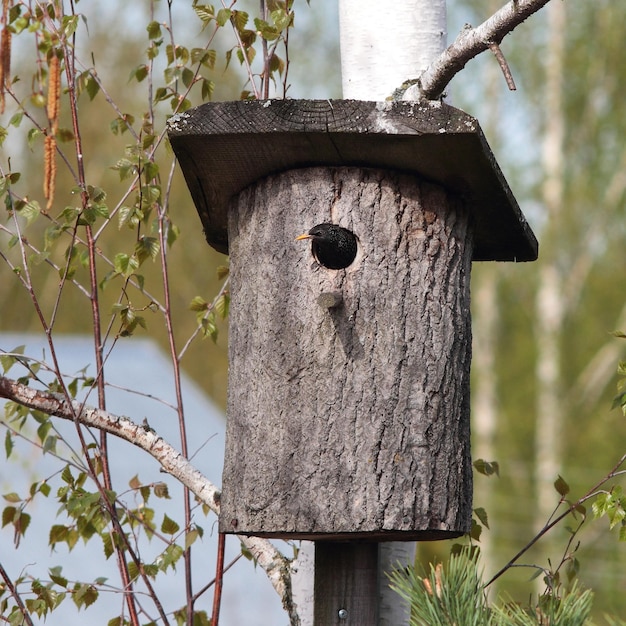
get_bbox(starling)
[296,223,358,270]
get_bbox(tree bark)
[220,166,473,540]
[339,0,446,100]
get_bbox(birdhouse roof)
[167,99,537,262]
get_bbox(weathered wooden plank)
[167,99,537,261]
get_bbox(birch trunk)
[338,0,447,100]
[534,1,566,574]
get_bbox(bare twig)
[193,553,242,602]
[0,560,35,626]
[484,452,626,588]
[211,532,226,626]
[419,0,552,100]
[488,41,516,90]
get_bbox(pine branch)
[0,375,300,625]
[419,0,552,100]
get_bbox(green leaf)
[185,529,199,549]
[271,8,292,31]
[135,236,160,264]
[61,465,74,485]
[554,474,570,496]
[157,543,184,572]
[147,20,162,39]
[49,524,69,546]
[111,158,137,182]
[161,513,180,535]
[232,10,249,31]
[214,293,230,318]
[153,482,170,499]
[17,200,41,226]
[189,295,208,312]
[254,17,279,41]
[473,459,499,477]
[191,48,216,69]
[62,14,79,37]
[181,67,195,89]
[72,583,98,609]
[142,160,159,181]
[2,505,17,527]
[201,313,218,342]
[5,430,13,459]
[43,435,57,454]
[216,8,232,26]
[193,4,215,27]
[473,506,489,529]
[3,492,21,503]
[49,569,68,588]
[86,74,100,100]
[130,64,149,83]
[470,518,482,541]
[201,77,214,101]
[10,112,24,127]
[216,265,229,280]
[113,252,139,277]
[110,114,135,136]
[565,557,580,582]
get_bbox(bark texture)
[220,166,473,540]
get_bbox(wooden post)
[168,99,537,625]
[314,543,378,624]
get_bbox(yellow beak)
[295,233,312,241]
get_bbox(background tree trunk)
[533,0,565,572]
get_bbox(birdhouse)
[168,99,537,541]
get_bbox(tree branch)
[0,375,300,625]
[418,0,552,100]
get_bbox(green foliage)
[491,583,593,626]
[0,1,305,619]
[592,486,626,540]
[389,548,490,625]
[612,332,626,416]
[389,548,597,626]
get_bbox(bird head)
[295,223,358,270]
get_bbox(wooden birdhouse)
[167,99,537,542]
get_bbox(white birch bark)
[338,0,446,100]
[291,542,315,626]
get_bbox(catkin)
[44,134,57,211]
[47,54,60,133]
[44,54,61,210]
[0,0,11,114]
